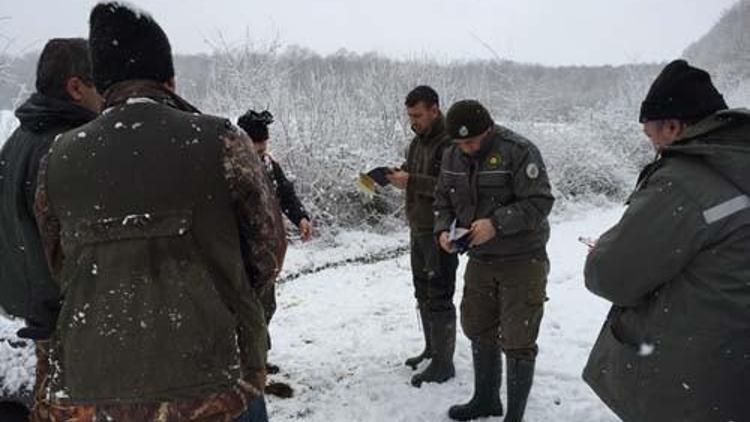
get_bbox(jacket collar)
[14,93,97,133]
[103,80,200,114]
[417,114,446,143]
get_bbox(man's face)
[407,101,440,136]
[642,119,684,151]
[253,140,268,155]
[68,76,103,113]
[454,129,489,156]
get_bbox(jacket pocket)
[583,317,644,420]
[443,172,469,200]
[56,210,241,401]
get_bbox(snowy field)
[0,202,626,421]
[266,206,624,422]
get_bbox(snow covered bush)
[0,110,17,149]
[192,44,661,230]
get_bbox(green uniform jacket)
[39,81,284,404]
[402,115,452,233]
[584,109,750,422]
[434,124,553,261]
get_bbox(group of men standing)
[0,1,748,421]
[392,61,749,422]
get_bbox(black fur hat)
[237,110,274,142]
[89,2,174,93]
[639,60,727,123]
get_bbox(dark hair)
[405,85,439,108]
[36,38,93,100]
[237,110,274,142]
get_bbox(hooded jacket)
[0,93,96,337]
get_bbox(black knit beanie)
[89,2,175,93]
[237,110,274,142]
[639,60,727,123]
[446,100,494,140]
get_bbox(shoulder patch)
[526,163,540,179]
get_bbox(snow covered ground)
[0,205,626,421]
[266,206,624,422]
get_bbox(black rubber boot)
[411,310,456,387]
[265,362,280,374]
[405,304,432,370]
[504,357,535,422]
[447,339,503,421]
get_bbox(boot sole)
[448,407,503,421]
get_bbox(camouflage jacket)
[33,80,286,421]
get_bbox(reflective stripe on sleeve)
[703,195,750,224]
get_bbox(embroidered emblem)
[458,126,469,137]
[526,163,540,179]
[486,152,502,169]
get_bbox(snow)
[124,97,157,105]
[98,1,152,20]
[0,317,34,399]
[265,206,624,421]
[0,205,627,422]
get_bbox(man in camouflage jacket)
[32,3,285,421]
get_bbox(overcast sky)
[0,0,740,66]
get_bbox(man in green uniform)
[434,100,554,421]
[387,86,459,387]
[584,60,750,422]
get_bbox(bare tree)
[0,16,13,86]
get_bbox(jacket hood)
[665,108,750,194]
[14,93,97,134]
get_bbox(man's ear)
[429,103,440,116]
[64,76,86,101]
[164,77,176,92]
[665,119,685,138]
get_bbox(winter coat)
[0,93,96,337]
[261,153,309,226]
[33,80,286,421]
[402,115,453,233]
[434,124,554,261]
[584,109,750,422]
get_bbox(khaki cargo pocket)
[525,259,548,305]
[526,277,547,305]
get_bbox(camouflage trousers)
[460,257,548,359]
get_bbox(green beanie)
[446,100,493,140]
